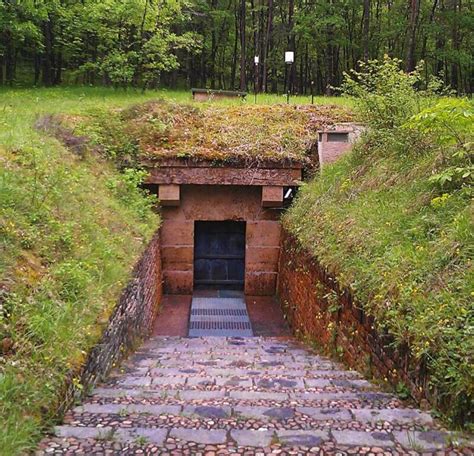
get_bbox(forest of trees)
[1,0,472,94]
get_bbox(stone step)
[89,387,399,408]
[139,336,300,346]
[104,374,375,392]
[38,336,472,455]
[131,358,338,371]
[70,402,434,426]
[141,339,308,347]
[137,340,318,350]
[119,365,362,379]
[135,343,333,353]
[50,425,455,452]
[137,349,316,359]
[134,347,327,359]
[135,339,318,352]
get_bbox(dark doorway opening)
[194,221,246,290]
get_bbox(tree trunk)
[262,0,273,92]
[257,0,265,92]
[34,54,41,85]
[4,31,15,85]
[54,52,62,85]
[325,6,336,94]
[210,0,218,89]
[420,0,439,85]
[405,0,420,72]
[362,0,371,61]
[449,0,460,92]
[231,3,239,89]
[200,49,207,87]
[41,17,55,86]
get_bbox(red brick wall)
[160,185,281,295]
[277,231,431,404]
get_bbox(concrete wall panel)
[162,246,194,266]
[246,221,281,247]
[161,185,282,296]
[160,220,194,246]
[163,271,193,294]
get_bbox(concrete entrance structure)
[146,159,302,296]
[136,103,358,298]
[317,122,364,168]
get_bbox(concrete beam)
[147,167,302,186]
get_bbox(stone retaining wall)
[277,231,430,405]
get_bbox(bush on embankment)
[0,89,159,455]
[284,57,473,428]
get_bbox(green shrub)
[405,98,474,191]
[340,56,423,129]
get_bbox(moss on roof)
[118,100,353,166]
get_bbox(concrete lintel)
[147,167,302,186]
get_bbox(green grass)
[284,131,473,427]
[0,86,353,112]
[0,87,164,455]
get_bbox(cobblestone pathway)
[38,337,472,455]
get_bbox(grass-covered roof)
[84,100,353,167]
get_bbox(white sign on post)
[285,51,294,64]
[254,56,259,65]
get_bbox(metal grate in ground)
[188,295,254,337]
[191,308,248,316]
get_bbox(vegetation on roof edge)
[72,99,354,168]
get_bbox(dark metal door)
[194,221,246,289]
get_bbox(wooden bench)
[191,88,247,102]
